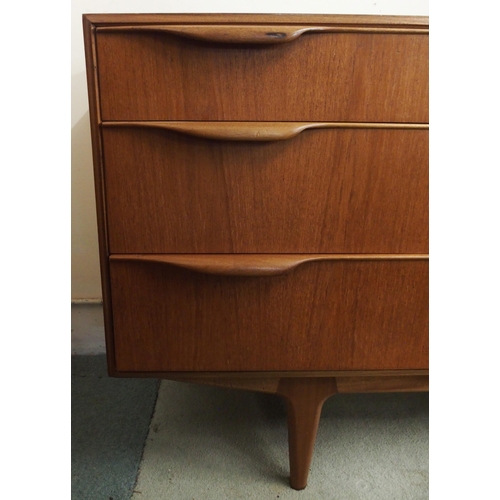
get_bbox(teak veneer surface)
[102,127,428,254]
[85,14,428,26]
[96,30,428,122]
[84,13,429,490]
[109,258,428,372]
[164,374,429,394]
[111,254,428,276]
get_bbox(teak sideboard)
[83,14,429,490]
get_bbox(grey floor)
[72,356,159,500]
[72,356,428,499]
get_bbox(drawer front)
[109,257,428,373]
[96,30,428,122]
[102,126,428,254]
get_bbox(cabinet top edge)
[82,13,429,28]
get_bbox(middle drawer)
[102,124,428,254]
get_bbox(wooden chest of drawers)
[83,14,428,489]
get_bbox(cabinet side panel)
[82,15,116,374]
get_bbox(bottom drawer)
[108,256,428,373]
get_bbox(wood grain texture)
[84,14,429,488]
[167,376,281,394]
[109,258,428,372]
[82,16,116,374]
[102,369,429,378]
[335,375,429,393]
[103,121,428,141]
[102,127,428,254]
[277,378,338,489]
[110,254,428,277]
[98,24,428,44]
[96,31,428,122]
[84,14,429,27]
[163,373,428,393]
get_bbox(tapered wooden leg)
[277,377,338,490]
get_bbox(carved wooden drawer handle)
[103,121,427,142]
[110,254,428,277]
[98,24,428,44]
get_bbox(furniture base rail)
[164,373,428,489]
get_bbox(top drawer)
[95,26,428,122]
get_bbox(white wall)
[71,0,428,300]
